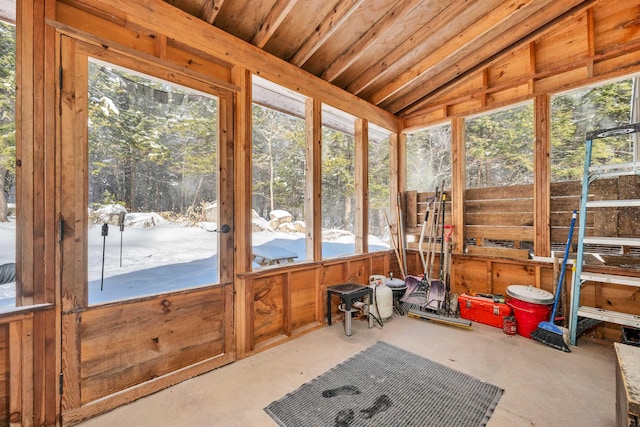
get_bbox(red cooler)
[458,294,512,328]
[506,285,554,339]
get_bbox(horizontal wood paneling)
[237,254,391,352]
[407,177,639,247]
[0,325,7,424]
[79,287,229,403]
[450,254,564,314]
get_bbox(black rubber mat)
[265,341,503,427]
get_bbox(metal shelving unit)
[569,123,640,346]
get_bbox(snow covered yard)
[1,209,390,309]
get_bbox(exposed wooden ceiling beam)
[251,0,299,48]
[345,0,482,96]
[320,0,424,83]
[396,0,597,116]
[366,0,541,108]
[289,0,365,67]
[200,0,225,24]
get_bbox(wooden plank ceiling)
[0,0,596,117]
[163,0,595,118]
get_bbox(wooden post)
[390,132,402,253]
[534,94,551,257]
[305,98,322,261]
[355,118,368,253]
[232,66,252,356]
[451,117,465,255]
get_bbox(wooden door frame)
[57,35,235,424]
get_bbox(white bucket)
[368,276,393,319]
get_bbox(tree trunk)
[268,135,274,212]
[129,156,137,211]
[0,166,7,222]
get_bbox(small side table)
[327,284,373,336]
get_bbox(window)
[368,123,391,252]
[551,77,638,182]
[465,103,534,188]
[405,123,452,192]
[322,104,356,258]
[0,20,16,308]
[88,59,220,304]
[251,76,308,267]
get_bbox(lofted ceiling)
[162,0,595,118]
[0,0,597,118]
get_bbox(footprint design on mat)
[322,385,361,398]
[334,409,355,427]
[360,394,392,419]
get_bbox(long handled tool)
[397,193,408,278]
[418,195,435,275]
[384,211,406,279]
[530,210,577,352]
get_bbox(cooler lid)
[506,285,554,305]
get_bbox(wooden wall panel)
[448,255,563,315]
[593,50,640,78]
[447,99,482,117]
[323,263,346,286]
[492,263,538,295]
[290,269,318,330]
[346,259,368,284]
[451,257,490,294]
[593,0,640,52]
[370,252,391,277]
[486,84,530,107]
[79,288,228,403]
[239,255,395,350]
[0,325,7,424]
[535,67,590,94]
[252,275,285,344]
[487,45,530,87]
[535,14,590,72]
[408,178,638,249]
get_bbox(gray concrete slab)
[77,314,616,426]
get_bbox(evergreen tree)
[252,104,306,220]
[322,128,355,230]
[465,104,534,188]
[88,61,218,216]
[551,80,633,181]
[0,21,15,222]
[406,124,452,191]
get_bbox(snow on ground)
[0,213,390,308]
[0,217,16,307]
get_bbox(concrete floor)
[77,314,616,427]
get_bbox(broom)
[530,210,577,352]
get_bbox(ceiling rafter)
[321,0,424,83]
[251,0,299,48]
[384,0,589,113]
[366,0,542,108]
[289,0,365,67]
[398,0,597,116]
[344,0,480,96]
[200,0,225,24]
